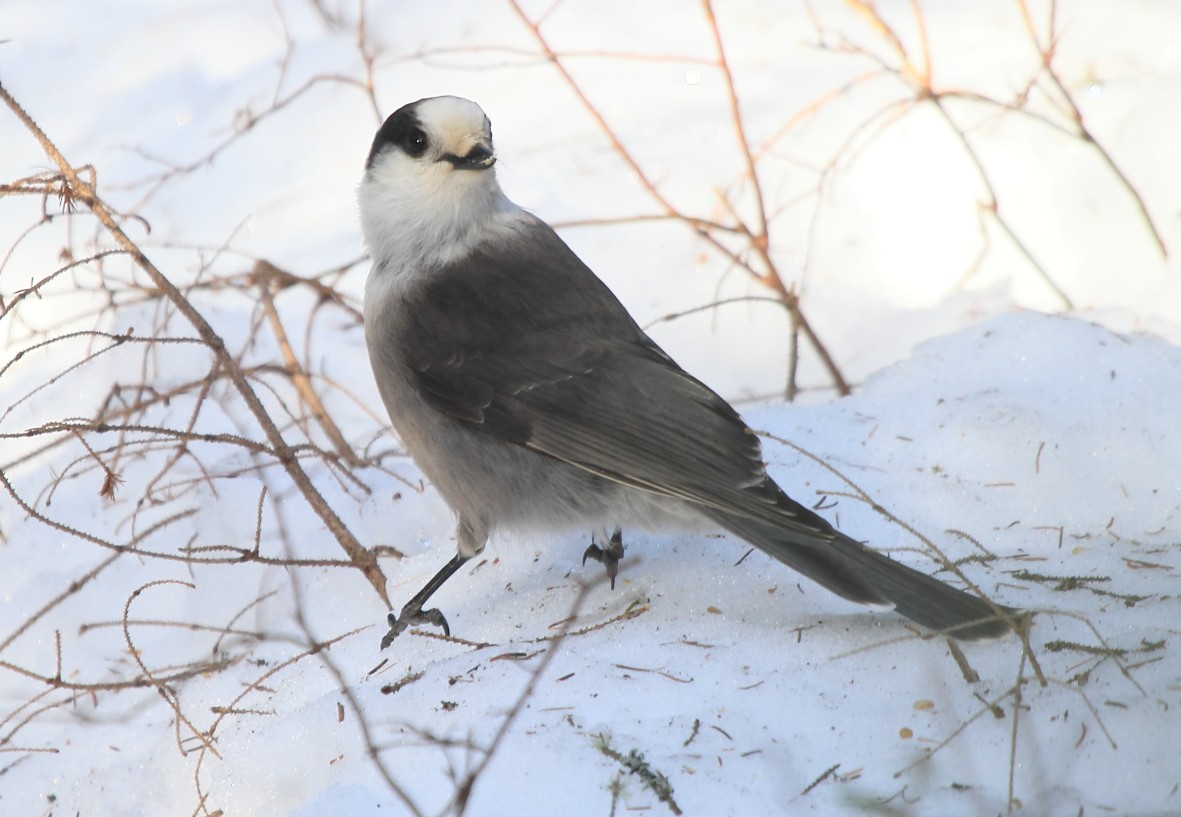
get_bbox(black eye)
[401,127,428,157]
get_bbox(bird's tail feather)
[705,508,1014,641]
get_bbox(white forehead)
[416,96,490,138]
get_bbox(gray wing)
[399,219,1015,638]
[398,215,830,544]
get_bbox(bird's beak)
[446,143,496,170]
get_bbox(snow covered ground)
[2,2,1179,816]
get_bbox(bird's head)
[360,96,511,271]
[365,95,497,176]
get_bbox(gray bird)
[359,96,1013,649]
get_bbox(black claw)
[582,529,625,590]
[419,607,451,636]
[582,543,616,589]
[378,553,469,650]
[380,602,452,649]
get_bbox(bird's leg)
[380,553,469,649]
[582,528,625,589]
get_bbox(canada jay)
[359,96,1013,649]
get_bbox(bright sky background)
[2,2,1179,815]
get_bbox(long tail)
[702,500,1014,641]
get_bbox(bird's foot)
[582,528,625,590]
[380,601,451,649]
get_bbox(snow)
[2,1,1179,816]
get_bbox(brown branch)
[253,259,360,464]
[818,5,1077,309]
[121,580,221,759]
[702,0,770,249]
[1015,0,1166,258]
[0,80,389,606]
[505,0,850,397]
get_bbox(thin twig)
[0,80,390,606]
